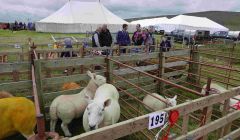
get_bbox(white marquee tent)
[130,17,169,27]
[154,15,229,34]
[36,1,135,33]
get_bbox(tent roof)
[131,17,169,27]
[38,1,128,24]
[167,15,228,31]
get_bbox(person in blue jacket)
[116,24,131,53]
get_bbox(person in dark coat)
[116,24,131,53]
[160,36,172,52]
[100,24,112,47]
[99,24,112,55]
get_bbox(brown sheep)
[0,91,13,99]
[62,82,81,90]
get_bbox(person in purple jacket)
[116,24,131,53]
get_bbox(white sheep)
[200,83,227,95]
[49,71,106,137]
[83,83,120,131]
[201,83,240,111]
[143,93,177,111]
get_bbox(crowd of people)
[47,24,172,73]
[91,23,172,54]
[0,21,35,31]
[50,23,172,61]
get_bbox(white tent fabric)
[130,17,169,27]
[36,1,135,33]
[155,15,229,34]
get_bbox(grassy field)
[0,29,86,45]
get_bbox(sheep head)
[165,95,177,107]
[87,71,106,86]
[85,95,111,131]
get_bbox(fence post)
[199,78,213,140]
[181,114,189,135]
[223,104,232,136]
[188,45,200,85]
[157,51,165,94]
[46,68,52,78]
[34,60,46,118]
[106,57,113,84]
[36,114,46,140]
[12,70,20,82]
[80,45,84,74]
[217,98,231,138]
[29,43,36,80]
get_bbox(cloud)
[0,0,239,22]
[104,0,240,18]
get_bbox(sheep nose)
[89,125,96,130]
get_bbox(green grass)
[0,29,87,45]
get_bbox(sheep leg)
[111,117,115,124]
[50,119,57,132]
[61,122,72,137]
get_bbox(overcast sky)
[0,0,240,22]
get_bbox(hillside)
[126,11,240,30]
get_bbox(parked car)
[0,23,10,30]
[210,31,228,39]
[170,29,210,44]
[156,30,165,35]
[194,30,210,42]
[170,29,185,42]
[226,31,240,41]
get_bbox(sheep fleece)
[0,97,36,139]
[143,93,167,111]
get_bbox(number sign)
[148,112,167,130]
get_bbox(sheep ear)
[173,95,177,100]
[104,99,111,108]
[87,71,93,79]
[164,96,169,100]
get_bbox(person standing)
[160,36,172,52]
[146,26,156,52]
[116,24,131,53]
[92,27,102,48]
[48,42,61,59]
[141,28,149,45]
[92,26,102,70]
[99,24,112,55]
[61,38,73,57]
[132,24,143,46]
[100,24,112,47]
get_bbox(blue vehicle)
[210,31,228,39]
